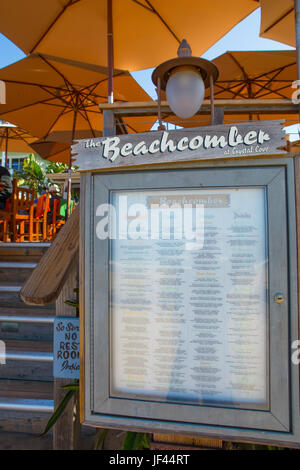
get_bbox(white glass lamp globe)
[166,67,205,119]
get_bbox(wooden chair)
[0,191,12,242]
[0,205,10,242]
[49,198,65,240]
[33,193,50,242]
[33,195,65,241]
[10,179,35,242]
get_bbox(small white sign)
[53,317,79,379]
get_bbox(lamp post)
[152,39,219,126]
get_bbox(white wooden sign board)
[72,120,285,171]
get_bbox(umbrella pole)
[107,0,114,104]
[4,127,8,168]
[210,75,215,125]
[295,0,300,120]
[67,106,78,220]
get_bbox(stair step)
[0,265,37,284]
[0,381,54,445]
[0,307,55,317]
[0,313,54,341]
[0,291,31,309]
[0,291,55,309]
[0,430,53,450]
[0,242,50,262]
[5,352,53,362]
[0,379,53,399]
[0,340,53,381]
[0,285,21,292]
[0,397,54,412]
[4,340,53,353]
[0,315,54,324]
[0,242,55,443]
[0,262,37,269]
[0,408,53,435]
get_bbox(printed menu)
[109,188,267,406]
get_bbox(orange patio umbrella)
[30,130,102,164]
[0,53,153,214]
[286,137,300,152]
[260,0,295,47]
[165,50,298,128]
[0,53,153,138]
[0,123,37,167]
[259,0,300,109]
[0,0,259,101]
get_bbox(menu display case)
[80,157,299,447]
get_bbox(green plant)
[14,154,47,192]
[14,154,75,194]
[39,380,79,439]
[121,432,150,450]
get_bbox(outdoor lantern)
[165,66,205,119]
[152,39,219,121]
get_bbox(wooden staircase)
[0,243,54,450]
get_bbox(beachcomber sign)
[72,120,285,171]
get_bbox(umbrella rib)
[9,127,34,146]
[0,78,68,92]
[227,52,249,81]
[38,54,76,98]
[81,107,97,138]
[42,105,70,139]
[75,83,104,106]
[42,145,70,161]
[253,61,297,81]
[80,82,103,100]
[254,83,292,99]
[132,0,181,43]
[78,87,95,129]
[77,72,126,98]
[0,78,78,109]
[75,105,94,126]
[132,0,154,13]
[37,84,78,108]
[229,82,249,99]
[214,81,248,99]
[263,7,294,35]
[251,67,287,97]
[0,93,73,116]
[29,0,81,53]
[213,80,245,96]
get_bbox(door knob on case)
[274,293,285,304]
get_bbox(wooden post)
[213,107,224,125]
[103,109,116,137]
[53,256,81,450]
[157,77,165,131]
[210,75,215,125]
[107,0,114,104]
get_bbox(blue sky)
[0,7,297,136]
